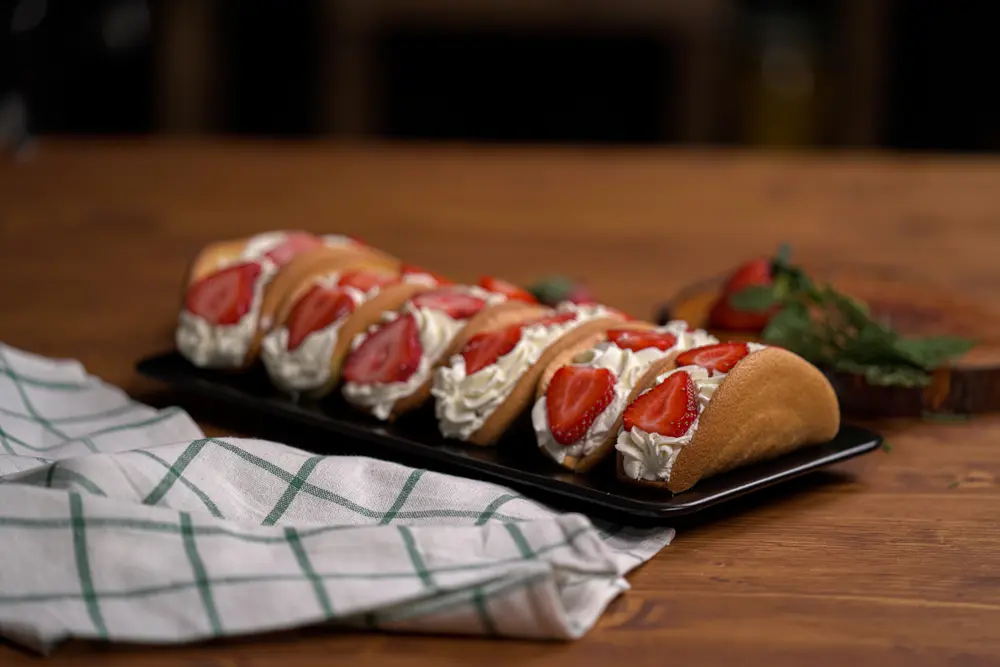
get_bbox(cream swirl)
[341,286,502,420]
[239,232,291,260]
[615,365,724,481]
[260,281,367,394]
[532,321,717,464]
[533,343,668,463]
[433,312,598,441]
[616,341,769,482]
[175,260,278,368]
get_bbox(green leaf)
[948,480,961,489]
[772,243,792,271]
[893,336,976,370]
[881,441,893,453]
[528,276,574,305]
[761,302,830,363]
[728,285,780,312]
[833,359,931,387]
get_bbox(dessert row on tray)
[175,231,840,494]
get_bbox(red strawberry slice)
[401,263,453,286]
[337,270,398,293]
[411,288,487,319]
[546,366,616,445]
[343,314,422,384]
[607,328,678,352]
[623,371,698,437]
[531,312,577,328]
[286,286,356,351]
[675,342,750,374]
[263,232,324,265]
[461,325,522,375]
[185,262,262,326]
[478,276,537,304]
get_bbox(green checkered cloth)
[0,344,673,653]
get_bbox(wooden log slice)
[655,271,1000,418]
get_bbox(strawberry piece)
[478,276,537,304]
[707,299,772,331]
[343,314,422,384]
[263,232,324,266]
[607,328,678,352]
[462,325,522,375]
[411,288,487,319]
[708,258,775,331]
[185,262,262,326]
[567,283,596,305]
[723,257,772,292]
[337,270,398,293]
[675,342,751,374]
[531,312,577,328]
[546,366,616,445]
[286,286,356,350]
[401,263,453,286]
[623,371,698,437]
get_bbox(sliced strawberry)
[411,288,487,319]
[462,325,522,375]
[343,314,422,384]
[623,371,698,437]
[401,263,453,286]
[530,312,577,328]
[478,276,537,304]
[607,328,678,352]
[675,342,751,374]
[286,286,356,350]
[263,232,324,265]
[337,269,398,293]
[546,366,616,445]
[185,262,262,326]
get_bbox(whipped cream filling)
[533,343,667,464]
[342,286,504,420]
[321,234,357,247]
[175,260,279,368]
[532,321,718,464]
[433,303,612,442]
[658,320,721,351]
[616,342,767,482]
[402,272,441,288]
[240,232,291,260]
[259,278,367,394]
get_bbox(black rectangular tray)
[136,351,882,525]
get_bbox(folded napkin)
[0,344,674,653]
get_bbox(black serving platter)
[136,351,882,525]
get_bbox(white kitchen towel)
[0,344,674,653]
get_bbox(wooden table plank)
[1,140,998,666]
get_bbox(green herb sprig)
[728,245,975,387]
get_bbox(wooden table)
[1,141,999,666]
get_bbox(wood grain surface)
[1,141,999,667]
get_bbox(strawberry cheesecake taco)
[531,320,719,472]
[614,341,840,493]
[176,231,399,370]
[432,301,630,446]
[258,260,459,396]
[341,277,544,420]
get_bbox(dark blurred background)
[2,0,999,152]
